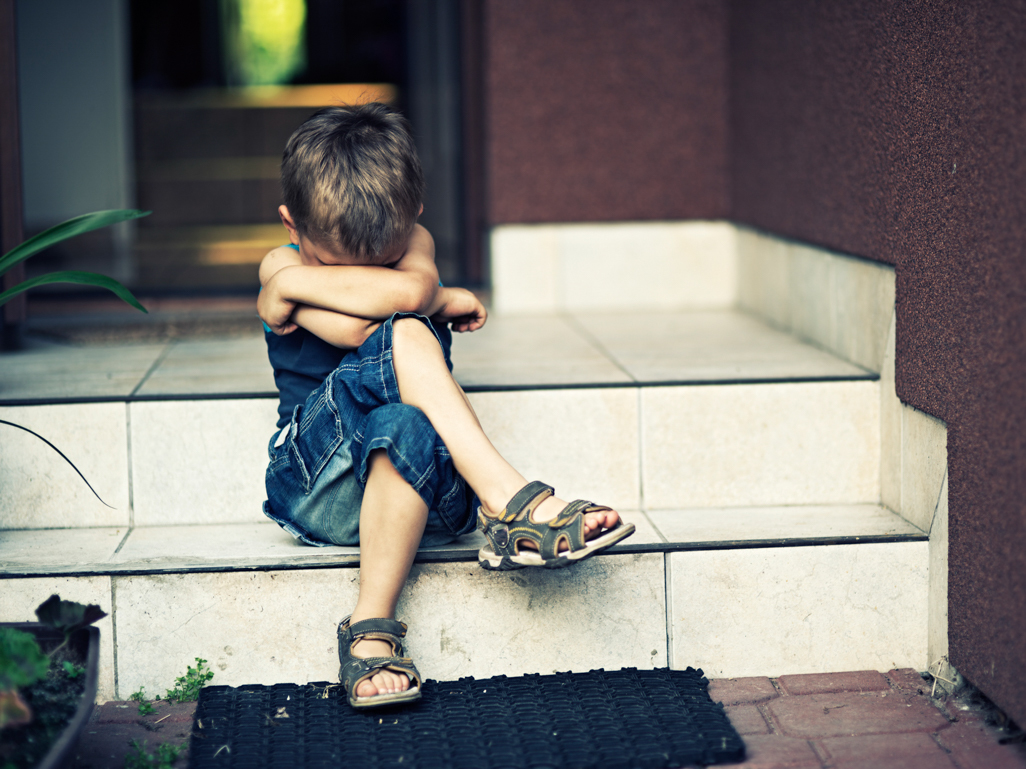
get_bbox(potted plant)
[0,595,106,769]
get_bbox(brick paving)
[67,670,1026,769]
[712,670,1026,769]
[72,701,196,769]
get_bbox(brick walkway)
[712,670,1026,768]
[70,670,1025,769]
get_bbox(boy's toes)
[582,508,621,538]
[356,670,410,698]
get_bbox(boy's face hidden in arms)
[279,204,411,268]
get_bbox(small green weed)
[164,658,213,703]
[62,660,86,679]
[124,740,181,769]
[130,686,156,715]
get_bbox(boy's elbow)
[395,276,438,314]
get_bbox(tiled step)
[0,311,878,529]
[1,504,926,701]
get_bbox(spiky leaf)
[0,209,150,276]
[0,270,147,313]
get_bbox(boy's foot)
[337,617,422,708]
[477,481,635,570]
[351,638,413,698]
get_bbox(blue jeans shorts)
[262,313,478,547]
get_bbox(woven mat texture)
[188,667,744,769]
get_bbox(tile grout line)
[664,552,674,670]
[129,340,176,398]
[561,313,637,383]
[125,402,135,530]
[636,387,646,512]
[111,577,120,700]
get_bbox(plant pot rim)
[1,623,100,769]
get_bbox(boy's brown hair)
[281,103,425,259]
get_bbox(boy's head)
[280,103,424,261]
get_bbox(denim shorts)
[263,313,477,547]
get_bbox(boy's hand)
[430,287,487,332]
[257,276,299,335]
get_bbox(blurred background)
[14,0,471,297]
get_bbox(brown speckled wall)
[484,0,729,224]
[731,0,1026,722]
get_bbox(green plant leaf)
[35,594,108,636]
[0,270,147,313]
[0,209,150,277]
[0,628,49,690]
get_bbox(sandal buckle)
[493,524,510,550]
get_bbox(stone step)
[0,311,878,530]
[0,504,927,702]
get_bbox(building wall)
[731,0,1026,723]
[483,0,729,224]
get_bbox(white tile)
[130,399,280,526]
[136,336,275,396]
[649,504,924,545]
[0,340,164,401]
[113,570,361,696]
[830,254,895,373]
[787,242,836,353]
[490,225,560,314]
[467,388,640,511]
[0,403,130,529]
[573,310,868,383]
[879,313,901,513]
[615,510,663,548]
[900,405,947,532]
[450,315,630,388]
[736,227,791,329]
[642,382,880,508]
[0,528,125,573]
[114,554,666,696]
[398,554,667,679]
[669,542,929,677]
[559,222,736,312]
[112,523,359,569]
[928,471,948,666]
[0,575,116,701]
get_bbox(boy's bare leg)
[391,318,619,533]
[349,448,428,698]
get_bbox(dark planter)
[2,623,100,769]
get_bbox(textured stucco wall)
[731,0,1026,723]
[484,0,729,224]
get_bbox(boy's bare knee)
[392,317,440,355]
[393,316,433,340]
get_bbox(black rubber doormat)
[188,667,745,769]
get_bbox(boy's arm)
[258,246,384,347]
[262,224,440,322]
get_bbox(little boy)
[257,103,634,709]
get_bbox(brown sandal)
[337,616,422,708]
[477,481,635,570]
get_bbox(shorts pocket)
[288,379,347,493]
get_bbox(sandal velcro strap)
[344,617,408,641]
[490,480,553,524]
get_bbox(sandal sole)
[478,521,636,570]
